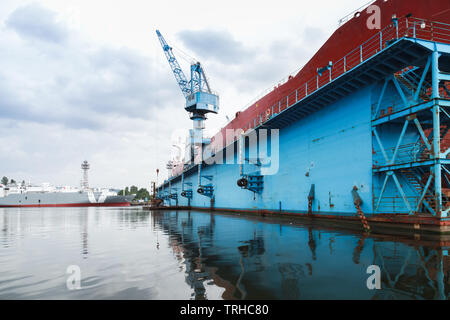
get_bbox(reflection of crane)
[156,30,219,162]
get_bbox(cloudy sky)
[0,0,365,189]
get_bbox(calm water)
[0,207,448,300]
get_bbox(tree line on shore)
[1,177,23,186]
[117,186,151,200]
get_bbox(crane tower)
[156,30,219,163]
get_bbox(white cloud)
[177,29,254,65]
[0,0,366,188]
[6,1,68,43]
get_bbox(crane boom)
[156,30,191,98]
[156,29,220,168]
[155,29,219,119]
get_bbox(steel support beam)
[414,56,431,102]
[433,103,443,216]
[373,159,450,173]
[413,117,432,152]
[432,50,440,100]
[392,172,413,214]
[375,173,390,212]
[439,72,450,82]
[373,127,389,163]
[373,78,389,119]
[391,119,409,165]
[392,75,410,108]
[431,49,444,216]
[416,172,434,212]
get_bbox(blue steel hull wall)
[163,85,375,216]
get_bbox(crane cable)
[172,45,197,65]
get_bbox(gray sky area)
[0,0,366,189]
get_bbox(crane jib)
[155,29,219,115]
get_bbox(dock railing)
[372,141,429,168]
[373,196,421,214]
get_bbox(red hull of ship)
[208,0,450,152]
[0,202,131,208]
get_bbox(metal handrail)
[237,66,303,113]
[373,196,421,212]
[338,0,377,27]
[373,141,430,167]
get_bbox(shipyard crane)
[156,30,219,162]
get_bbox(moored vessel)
[0,161,134,207]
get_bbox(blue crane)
[156,29,219,168]
[155,30,190,98]
[155,30,219,121]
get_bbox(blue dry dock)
[153,18,450,235]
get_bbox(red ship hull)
[0,202,131,208]
[209,0,450,150]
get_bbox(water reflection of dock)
[151,210,450,300]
